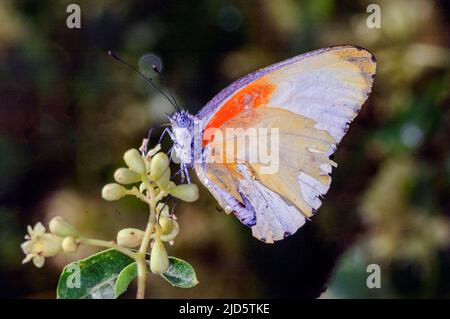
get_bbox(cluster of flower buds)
[21,216,80,268]
[102,145,197,274]
[101,146,199,203]
[21,145,198,275]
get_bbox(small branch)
[79,237,137,259]
[126,187,151,204]
[135,184,157,299]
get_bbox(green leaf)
[57,249,134,299]
[113,257,198,296]
[114,262,138,298]
[162,257,199,288]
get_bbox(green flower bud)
[117,228,145,248]
[61,236,79,253]
[49,216,79,237]
[150,239,169,274]
[169,184,199,202]
[149,152,169,180]
[167,181,177,191]
[102,183,127,201]
[123,149,146,175]
[159,216,173,234]
[159,218,180,242]
[156,167,171,190]
[156,203,170,217]
[114,167,141,184]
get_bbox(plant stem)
[135,183,157,299]
[79,237,137,259]
[127,187,151,204]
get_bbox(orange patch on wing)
[224,162,244,180]
[202,77,275,146]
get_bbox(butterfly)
[139,45,376,243]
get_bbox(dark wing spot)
[371,54,377,63]
[246,216,257,227]
[353,45,367,51]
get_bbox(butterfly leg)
[173,163,192,184]
[167,128,177,144]
[158,127,171,145]
[171,165,187,183]
[144,127,155,154]
[182,163,192,184]
[171,168,183,179]
[179,168,186,183]
[144,123,171,154]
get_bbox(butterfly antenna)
[168,88,181,112]
[108,50,179,112]
[151,65,182,112]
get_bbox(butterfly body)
[169,111,196,164]
[167,45,376,243]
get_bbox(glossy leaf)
[114,262,138,298]
[57,249,134,299]
[113,256,198,297]
[161,257,199,288]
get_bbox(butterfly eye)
[178,115,190,128]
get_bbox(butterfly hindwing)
[195,160,307,243]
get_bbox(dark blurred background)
[0,0,449,298]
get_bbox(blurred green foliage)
[0,0,449,298]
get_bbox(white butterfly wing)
[195,45,376,242]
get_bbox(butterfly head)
[169,110,194,129]
[168,111,196,164]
